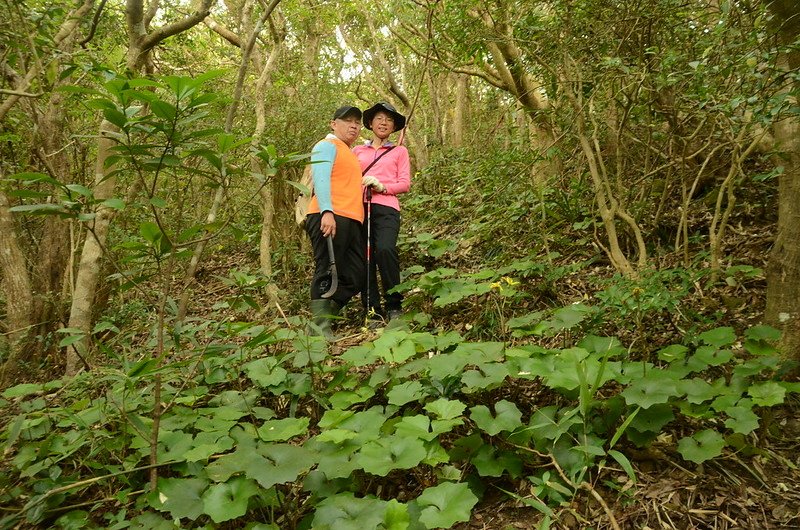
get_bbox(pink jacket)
[353,141,411,211]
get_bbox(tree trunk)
[452,74,469,148]
[65,120,117,374]
[0,190,34,386]
[764,0,800,360]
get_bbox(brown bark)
[66,120,118,375]
[764,1,800,359]
[0,190,34,386]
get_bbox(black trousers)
[306,213,365,307]
[362,203,402,313]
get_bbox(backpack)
[294,164,313,227]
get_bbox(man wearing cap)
[354,102,411,323]
[305,105,366,340]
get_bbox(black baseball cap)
[332,105,362,120]
[363,102,406,131]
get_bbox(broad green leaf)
[387,380,426,406]
[158,430,193,461]
[256,417,309,442]
[657,344,689,363]
[679,378,720,404]
[416,482,478,529]
[394,414,434,441]
[244,358,288,388]
[151,99,177,121]
[471,445,523,478]
[425,398,466,420]
[744,325,781,342]
[184,433,235,462]
[677,429,725,463]
[247,444,316,488]
[357,436,427,476]
[140,221,162,244]
[311,493,389,530]
[621,372,680,409]
[427,353,467,380]
[2,383,49,399]
[698,327,736,348]
[151,477,207,521]
[747,381,785,406]
[723,405,760,434]
[329,386,375,409]
[470,400,523,436]
[65,184,92,197]
[315,428,358,444]
[691,346,734,367]
[201,477,258,523]
[206,449,250,482]
[461,363,509,392]
[384,499,410,530]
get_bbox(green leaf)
[394,415,435,441]
[747,381,785,406]
[244,358,288,388]
[387,381,426,406]
[329,386,375,409]
[416,482,478,529]
[470,400,523,435]
[425,398,467,420]
[357,436,427,476]
[608,450,636,483]
[151,477,207,521]
[140,221,163,244]
[311,493,391,530]
[65,184,92,197]
[315,428,358,444]
[151,99,177,121]
[247,444,316,488]
[723,405,760,434]
[698,327,736,348]
[677,429,726,463]
[744,325,781,342]
[9,204,69,215]
[256,417,309,442]
[2,383,44,399]
[679,378,720,404]
[461,362,509,392]
[100,198,126,210]
[691,346,734,367]
[657,344,689,363]
[621,372,680,409]
[201,477,258,523]
[206,449,250,482]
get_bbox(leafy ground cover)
[1,237,798,528]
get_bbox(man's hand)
[320,211,336,237]
[362,175,386,193]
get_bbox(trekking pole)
[365,186,373,324]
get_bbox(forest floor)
[182,234,800,530]
[7,222,798,529]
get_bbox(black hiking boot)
[308,299,342,342]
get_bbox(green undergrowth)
[1,301,797,529]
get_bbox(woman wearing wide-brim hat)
[353,102,410,324]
